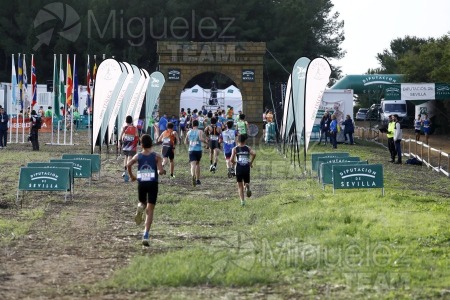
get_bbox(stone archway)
[157,41,265,126]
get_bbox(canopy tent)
[180,84,243,113]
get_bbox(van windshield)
[384,104,406,113]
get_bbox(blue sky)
[331,0,450,75]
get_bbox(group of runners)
[119,111,256,246]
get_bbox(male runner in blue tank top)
[230,134,256,206]
[185,119,206,186]
[127,134,166,246]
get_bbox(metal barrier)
[355,126,449,178]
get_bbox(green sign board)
[62,154,101,173]
[27,162,75,191]
[385,83,450,100]
[332,164,384,194]
[317,157,362,182]
[51,159,92,178]
[384,84,401,100]
[18,167,71,192]
[320,161,368,186]
[311,152,350,172]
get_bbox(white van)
[380,99,408,125]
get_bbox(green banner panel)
[321,161,368,185]
[317,157,361,181]
[332,164,384,189]
[51,159,92,178]
[62,154,101,173]
[311,152,350,172]
[18,167,71,191]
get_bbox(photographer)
[30,110,41,151]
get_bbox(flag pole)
[21,54,25,144]
[70,54,75,145]
[51,54,56,144]
[64,54,68,145]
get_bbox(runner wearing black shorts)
[205,117,222,173]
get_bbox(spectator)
[0,107,9,149]
[319,112,331,145]
[158,113,168,133]
[329,114,338,149]
[45,106,53,117]
[342,114,355,145]
[38,106,45,117]
[30,110,41,151]
[393,114,403,164]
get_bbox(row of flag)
[11,54,37,110]
[10,54,98,115]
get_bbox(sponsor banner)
[317,156,361,182]
[18,167,71,192]
[124,68,146,127]
[291,57,310,147]
[311,152,350,172]
[168,68,181,81]
[10,117,53,133]
[319,159,366,185]
[92,59,123,153]
[384,84,401,100]
[145,71,165,129]
[108,62,134,143]
[304,57,332,152]
[242,69,255,82]
[132,69,151,126]
[401,83,434,101]
[435,83,450,100]
[332,164,384,190]
[100,62,128,145]
[280,75,292,141]
[118,65,143,136]
[385,83,450,101]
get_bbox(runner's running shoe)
[142,231,149,247]
[134,203,145,225]
[245,184,252,198]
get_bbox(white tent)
[180,84,242,113]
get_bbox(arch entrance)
[157,41,265,126]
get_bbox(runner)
[220,120,237,178]
[127,134,166,246]
[236,113,249,139]
[179,113,186,141]
[119,115,139,181]
[230,134,256,206]
[157,122,179,178]
[204,117,222,173]
[185,119,206,186]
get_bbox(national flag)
[11,54,17,106]
[86,55,92,110]
[31,54,37,109]
[18,54,23,109]
[66,55,73,107]
[23,54,28,109]
[73,54,79,108]
[53,54,60,117]
[59,54,66,113]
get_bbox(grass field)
[0,135,449,299]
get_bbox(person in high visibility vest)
[387,115,396,163]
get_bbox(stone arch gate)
[157,41,266,127]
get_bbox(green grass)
[1,139,448,298]
[99,142,450,298]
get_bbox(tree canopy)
[0,0,345,88]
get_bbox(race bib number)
[210,135,218,141]
[123,134,135,142]
[137,169,156,182]
[238,155,249,164]
[190,140,199,147]
[163,137,171,144]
